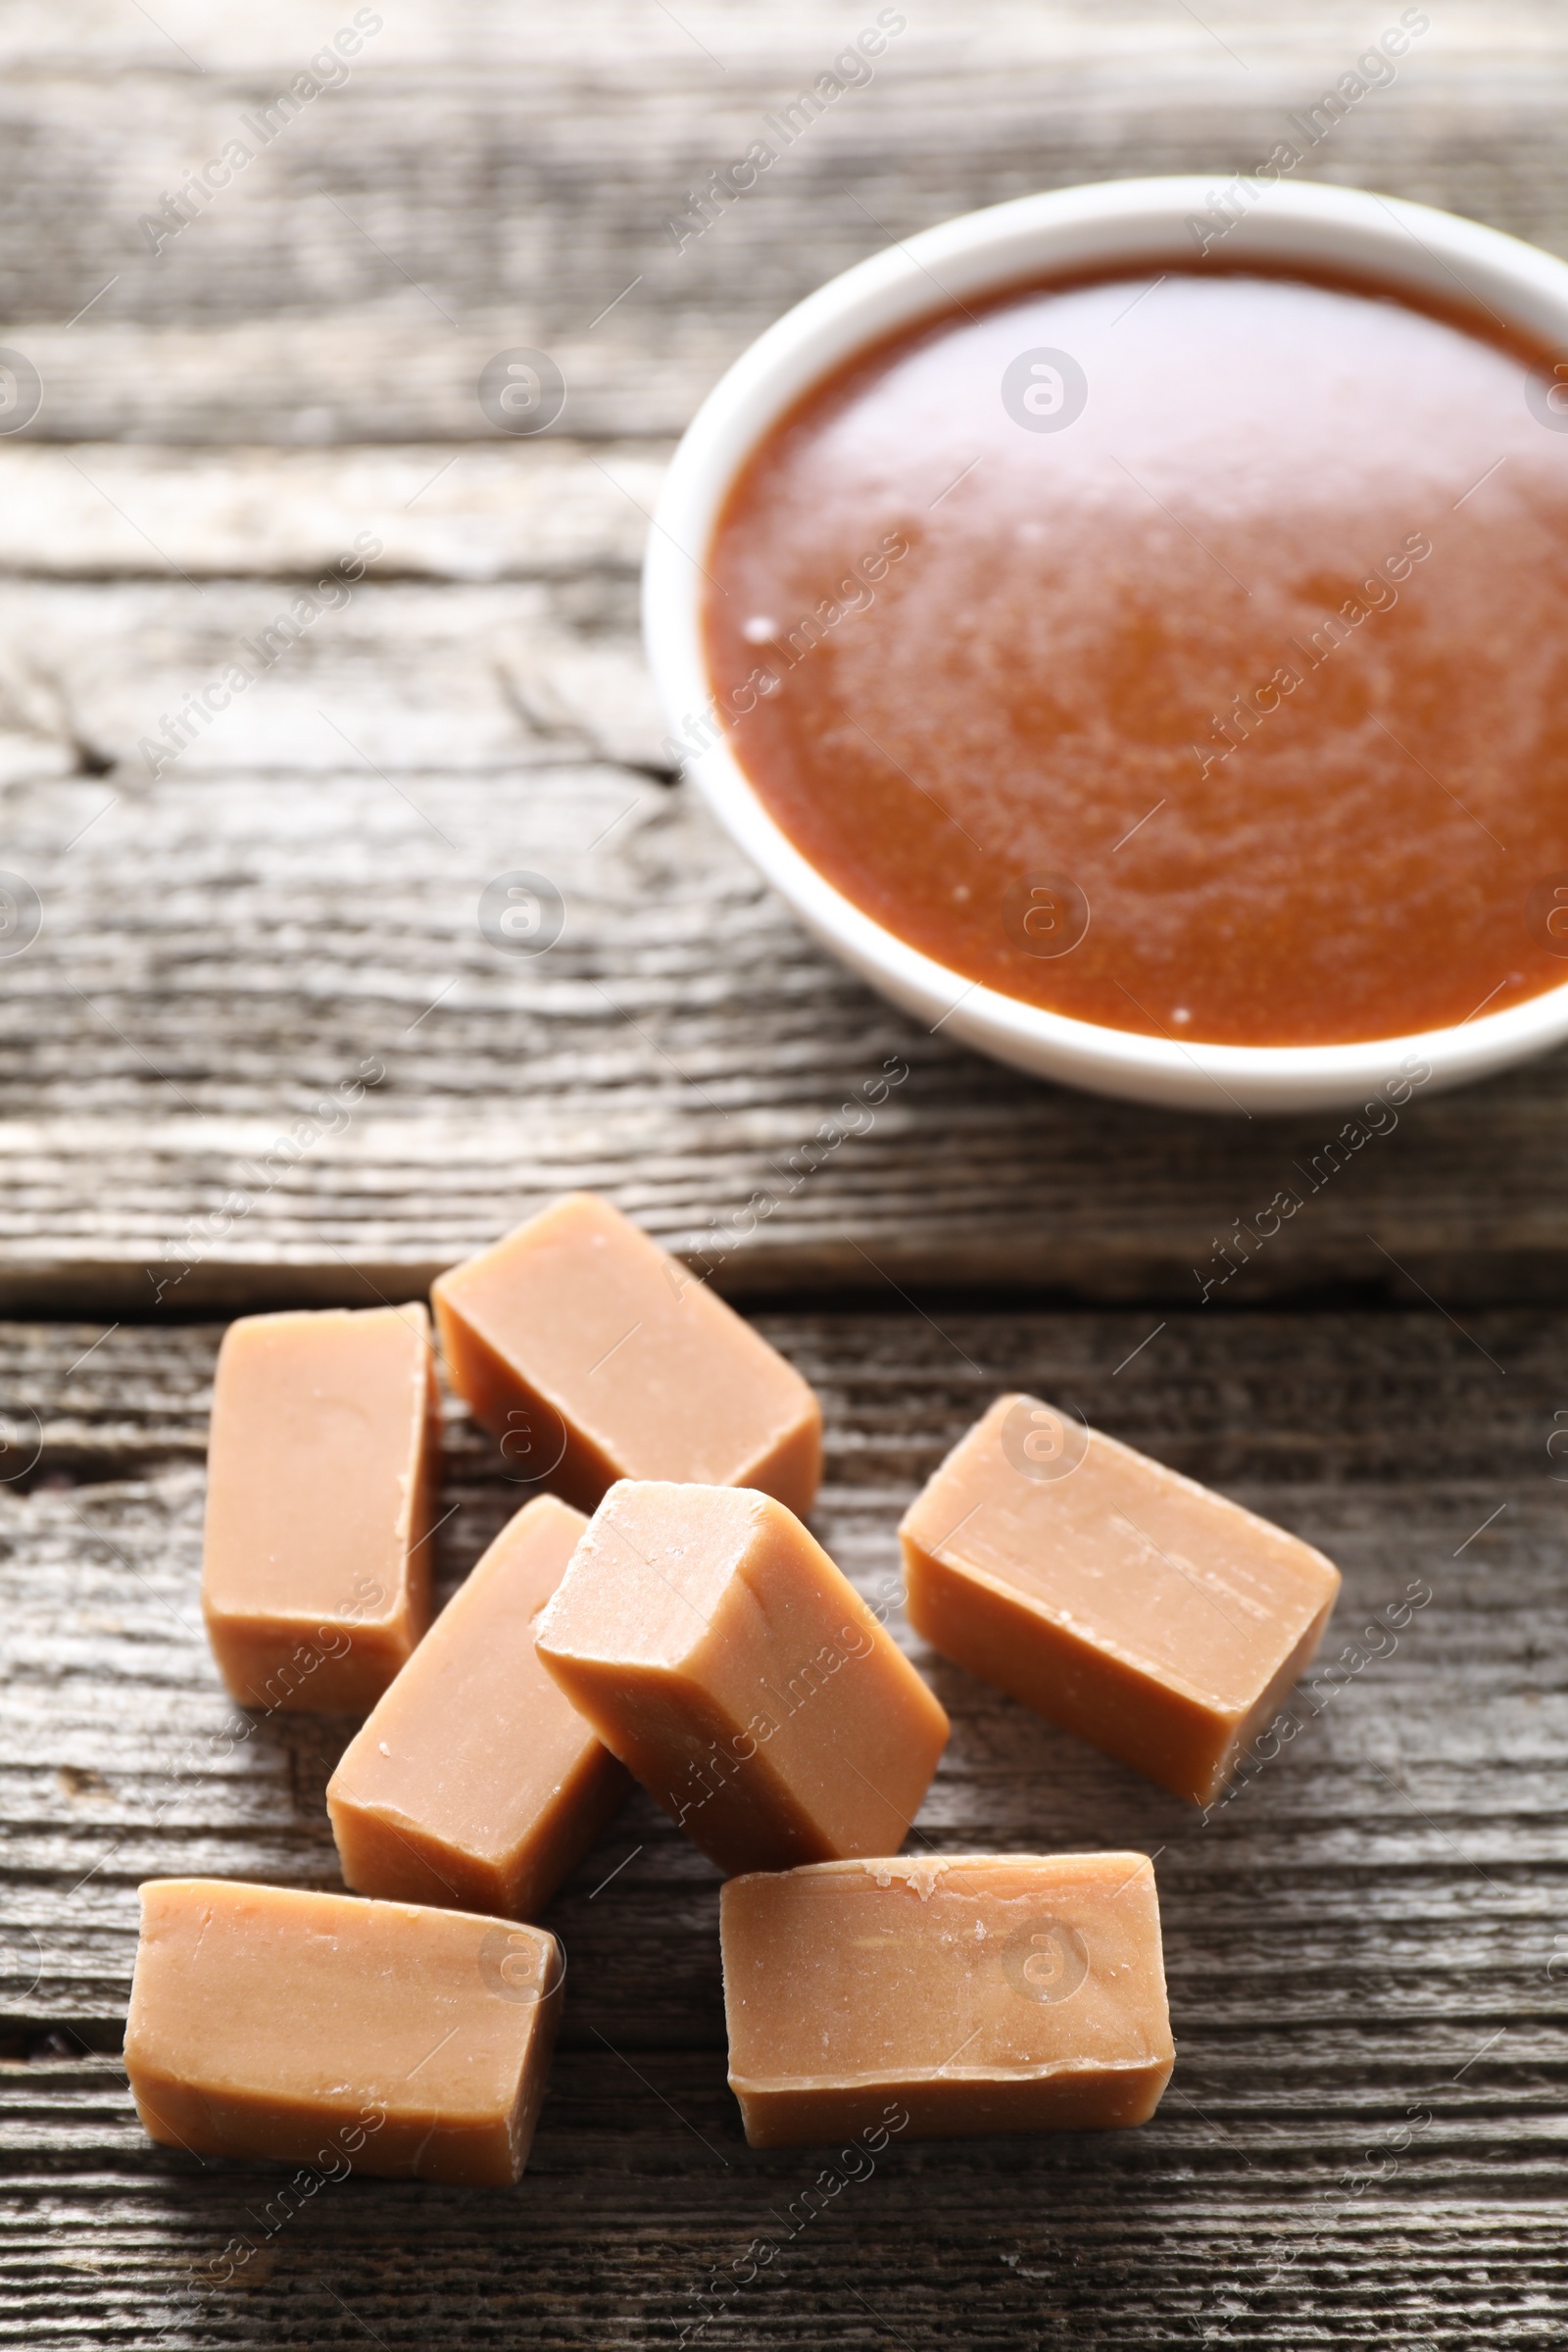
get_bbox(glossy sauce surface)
[705,271,1568,1045]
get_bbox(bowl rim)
[641,172,1568,1113]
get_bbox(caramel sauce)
[705,270,1568,1045]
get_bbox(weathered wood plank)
[5,765,1568,1310]
[0,577,662,781]
[1,1307,1564,2346]
[5,1305,1564,2028]
[0,2167,1560,2347]
[0,443,663,583]
[7,2,1568,2336]
[2,5,1568,440]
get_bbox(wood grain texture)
[2,1309,1564,2346]
[2,3,1567,442]
[0,441,666,581]
[5,759,1568,1313]
[8,2,1568,2340]
[0,577,662,778]
[0,0,1567,1308]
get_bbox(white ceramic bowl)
[642,174,1568,1113]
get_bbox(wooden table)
[3,5,1565,2343]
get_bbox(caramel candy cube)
[327,1495,631,1918]
[901,1393,1341,1805]
[125,1880,562,2185]
[201,1304,441,1713]
[431,1192,821,1514]
[535,1480,949,1875]
[721,1851,1173,2146]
